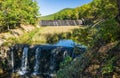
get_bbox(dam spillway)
[40,20,83,26]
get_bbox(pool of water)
[54,40,77,47]
[54,39,86,48]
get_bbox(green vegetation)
[40,8,73,20]
[0,0,39,32]
[60,56,72,69]
[54,0,117,21]
[41,0,117,24]
[3,28,39,46]
[3,26,80,46]
[40,14,55,20]
[54,0,120,78]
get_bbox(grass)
[4,28,39,46]
[4,26,82,45]
[32,26,80,44]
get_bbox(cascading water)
[49,50,56,77]
[63,50,68,59]
[32,47,41,75]
[18,47,29,75]
[8,40,86,78]
[11,47,14,73]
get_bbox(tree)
[0,0,39,32]
[116,0,120,24]
[92,0,117,19]
[66,10,72,20]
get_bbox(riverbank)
[0,24,36,46]
[2,26,82,46]
[0,25,85,77]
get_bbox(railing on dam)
[40,20,83,26]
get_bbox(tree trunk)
[116,0,120,24]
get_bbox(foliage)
[92,0,118,19]
[41,0,118,25]
[40,14,55,20]
[97,19,120,43]
[0,0,39,32]
[4,28,39,46]
[60,56,72,69]
[55,0,120,78]
[102,57,116,75]
[40,8,73,20]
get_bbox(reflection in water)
[55,39,87,48]
[55,40,77,47]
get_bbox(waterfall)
[8,40,86,77]
[32,47,41,75]
[11,47,14,73]
[63,50,68,59]
[49,50,56,77]
[18,47,29,75]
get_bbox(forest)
[54,0,118,20]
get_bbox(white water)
[11,39,86,77]
[11,48,14,73]
[18,47,29,75]
[32,47,41,75]
[49,52,56,73]
[63,50,68,59]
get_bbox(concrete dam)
[40,20,83,26]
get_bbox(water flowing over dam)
[8,40,87,78]
[40,20,83,26]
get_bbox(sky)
[36,0,92,16]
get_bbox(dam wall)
[40,20,83,26]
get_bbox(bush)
[97,19,120,42]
